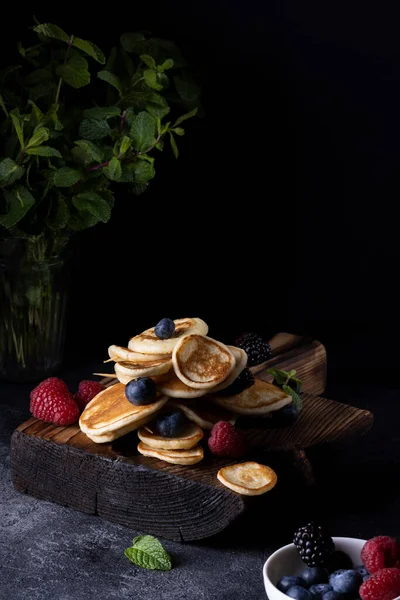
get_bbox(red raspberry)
[75,380,105,411]
[361,537,400,574]
[208,421,248,458]
[30,377,79,426]
[360,568,400,600]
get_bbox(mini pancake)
[79,383,168,442]
[137,441,204,465]
[153,370,208,399]
[217,462,278,495]
[114,358,172,384]
[173,334,235,389]
[212,346,248,392]
[108,345,169,362]
[208,379,292,415]
[128,318,208,355]
[169,399,237,430]
[81,414,155,443]
[137,422,203,450]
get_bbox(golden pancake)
[79,383,168,441]
[128,318,208,355]
[81,414,155,443]
[138,422,203,450]
[208,379,292,415]
[173,334,235,389]
[108,345,168,361]
[137,441,204,465]
[212,346,248,392]
[153,370,208,398]
[217,462,278,495]
[169,399,237,430]
[114,358,172,384]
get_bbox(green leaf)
[173,108,198,127]
[174,75,200,102]
[124,535,172,571]
[79,119,111,141]
[143,69,163,91]
[130,159,155,183]
[120,32,145,53]
[282,385,303,412]
[145,93,170,119]
[73,37,105,64]
[74,140,103,163]
[28,100,45,125]
[33,23,70,43]
[104,157,122,181]
[47,103,64,131]
[140,54,156,69]
[118,164,134,182]
[25,69,52,85]
[171,127,184,136]
[132,183,148,195]
[130,112,156,151]
[97,70,123,96]
[83,106,121,120]
[26,127,50,148]
[73,191,111,223]
[56,53,90,89]
[0,93,8,117]
[49,195,69,230]
[159,58,174,72]
[10,108,24,148]
[169,132,179,158]
[0,186,35,228]
[266,368,302,387]
[119,136,131,154]
[0,158,25,188]
[54,167,82,187]
[25,146,62,158]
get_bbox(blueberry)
[309,584,332,599]
[329,569,362,595]
[153,410,185,437]
[270,404,299,427]
[154,318,175,340]
[287,586,314,600]
[277,576,306,593]
[355,565,368,578]
[322,592,343,600]
[125,377,157,405]
[326,551,354,573]
[301,568,328,587]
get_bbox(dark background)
[2,1,400,381]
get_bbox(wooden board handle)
[269,332,304,355]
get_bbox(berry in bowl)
[263,523,400,600]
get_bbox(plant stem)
[55,35,74,105]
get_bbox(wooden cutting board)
[10,335,373,541]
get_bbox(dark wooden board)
[10,335,373,541]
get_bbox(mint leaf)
[26,69,52,86]
[119,136,131,154]
[49,195,69,230]
[282,385,303,412]
[26,127,50,148]
[140,54,156,69]
[97,70,123,96]
[169,132,179,158]
[79,119,111,141]
[132,183,148,195]
[83,106,121,120]
[34,23,70,43]
[54,167,82,187]
[0,186,35,228]
[267,368,302,387]
[72,191,111,223]
[74,140,103,163]
[124,535,172,571]
[174,75,200,102]
[56,53,90,89]
[159,58,174,72]
[0,159,25,188]
[130,160,155,183]
[10,108,24,148]
[173,108,198,127]
[25,146,62,158]
[104,157,122,181]
[120,32,146,53]
[145,93,170,119]
[171,127,184,136]
[130,111,156,152]
[143,69,163,91]
[73,37,105,64]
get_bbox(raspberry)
[361,537,400,574]
[360,568,400,600]
[75,380,105,411]
[30,377,79,426]
[208,421,248,458]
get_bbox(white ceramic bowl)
[263,537,367,600]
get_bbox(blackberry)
[235,332,272,366]
[293,522,335,568]
[218,368,255,396]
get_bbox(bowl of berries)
[263,523,400,600]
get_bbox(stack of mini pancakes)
[79,318,293,467]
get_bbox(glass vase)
[0,236,72,382]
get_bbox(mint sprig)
[282,384,303,411]
[124,535,172,571]
[267,368,302,387]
